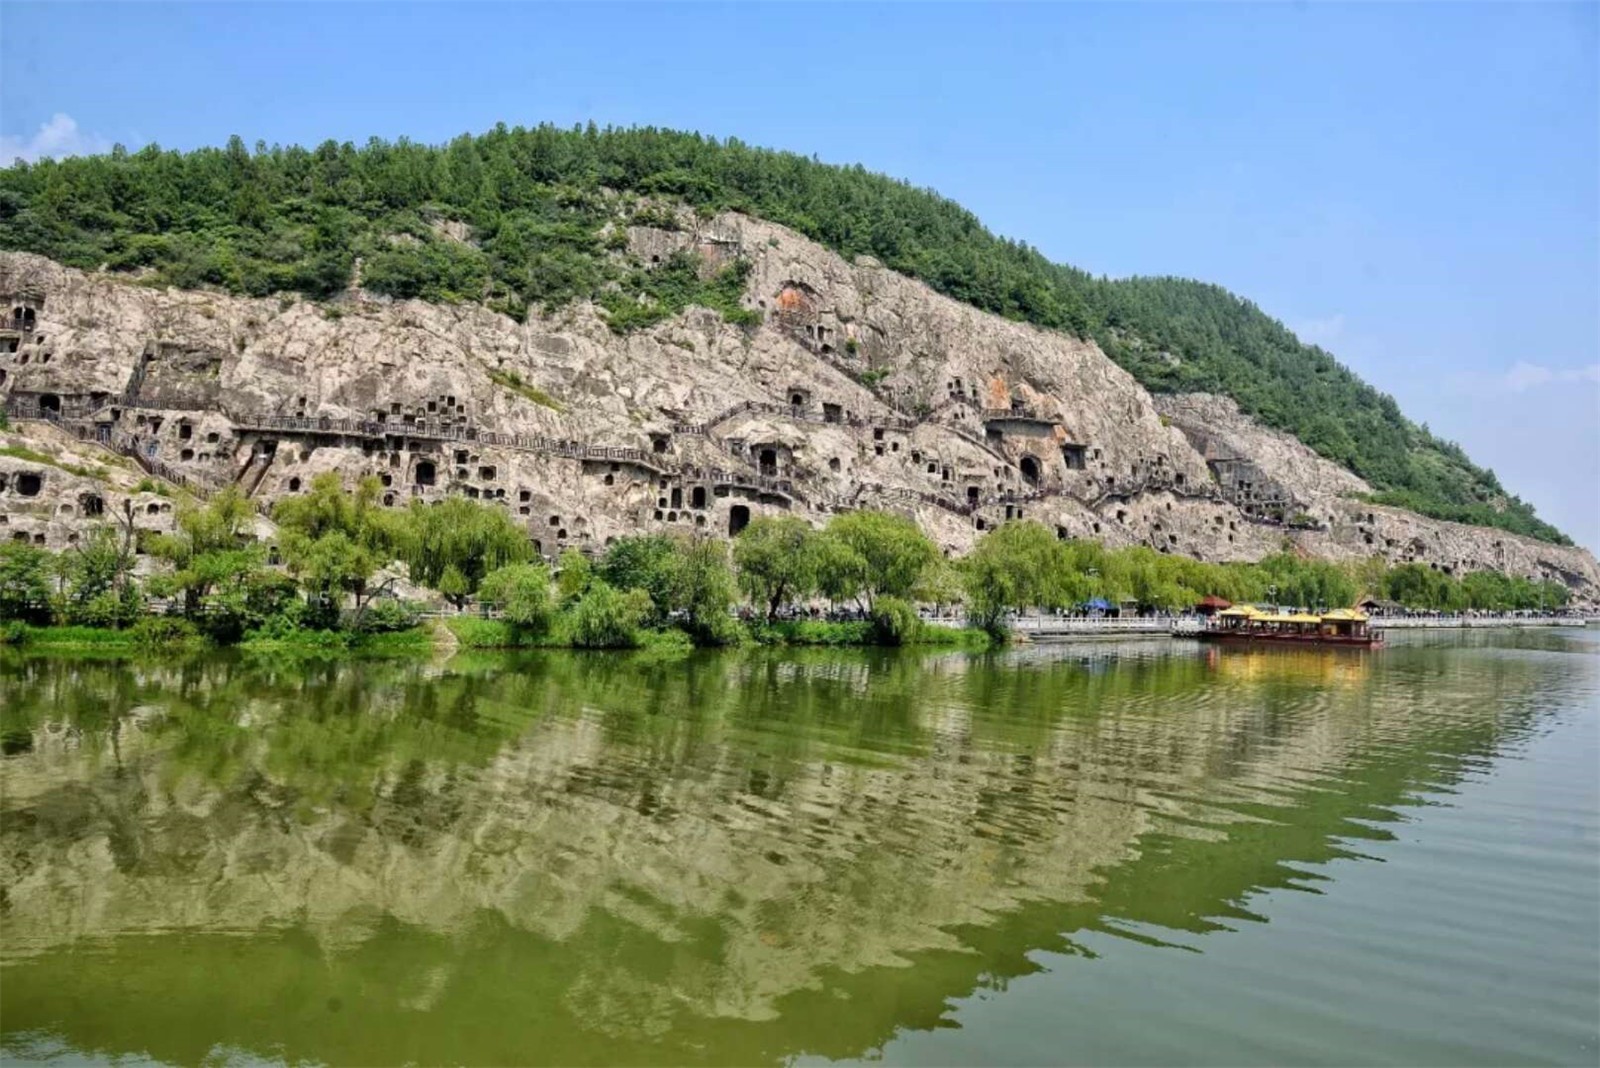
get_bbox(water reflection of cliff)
[0,636,1574,1067]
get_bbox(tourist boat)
[1198,606,1384,648]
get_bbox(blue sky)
[3,2,1596,548]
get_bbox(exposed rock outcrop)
[1,213,1594,601]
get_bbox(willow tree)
[273,474,398,612]
[818,511,937,611]
[396,497,532,608]
[733,516,820,620]
[151,485,263,619]
[478,562,554,632]
[961,521,1077,635]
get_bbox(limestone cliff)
[1,212,1595,601]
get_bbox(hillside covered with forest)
[0,123,1567,544]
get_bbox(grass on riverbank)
[443,616,707,653]
[743,619,987,648]
[238,627,434,656]
[445,615,989,650]
[0,624,150,649]
[0,620,434,656]
[2,616,991,658]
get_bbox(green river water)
[0,629,1595,1066]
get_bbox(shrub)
[243,613,315,643]
[635,627,695,657]
[65,586,144,630]
[240,623,353,651]
[869,596,921,646]
[477,562,553,632]
[445,616,535,649]
[129,616,203,649]
[0,541,53,625]
[746,619,873,646]
[562,582,650,649]
[347,598,422,634]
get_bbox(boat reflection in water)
[1201,642,1373,687]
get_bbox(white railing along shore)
[1371,614,1590,629]
[986,612,1593,638]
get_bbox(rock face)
[1,422,182,555]
[1,214,1595,601]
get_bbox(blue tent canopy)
[1085,597,1114,611]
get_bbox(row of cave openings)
[2,298,51,391]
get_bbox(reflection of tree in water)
[0,636,1581,1066]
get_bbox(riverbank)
[443,615,986,651]
[0,621,437,655]
[0,617,989,656]
[6,611,1586,657]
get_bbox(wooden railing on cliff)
[5,391,1310,533]
[4,398,233,500]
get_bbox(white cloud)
[0,113,114,165]
[1501,361,1600,392]
[1292,313,1346,348]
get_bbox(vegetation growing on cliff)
[0,124,1565,542]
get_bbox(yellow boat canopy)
[1217,606,1262,618]
[1286,613,1323,624]
[1321,608,1370,622]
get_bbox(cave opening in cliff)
[690,486,707,509]
[17,473,42,497]
[758,449,777,476]
[1019,456,1040,485]
[729,504,750,536]
[414,461,436,487]
[39,394,60,414]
